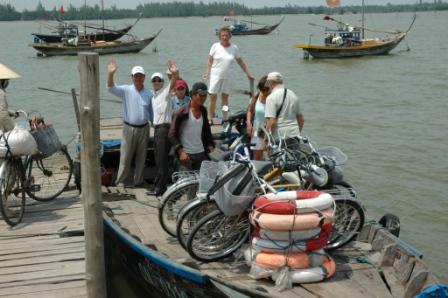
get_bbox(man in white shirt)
[265,72,304,139]
[107,61,153,187]
[149,61,179,196]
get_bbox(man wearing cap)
[149,61,179,196]
[172,79,191,111]
[169,82,214,171]
[107,60,153,188]
[0,63,20,133]
[265,72,304,139]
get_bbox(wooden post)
[78,52,106,298]
[71,88,81,131]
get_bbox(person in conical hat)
[0,63,20,132]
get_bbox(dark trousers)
[179,152,209,171]
[154,124,171,192]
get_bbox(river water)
[1,11,447,284]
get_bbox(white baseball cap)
[131,66,145,76]
[267,72,283,82]
[150,72,164,81]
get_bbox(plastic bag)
[0,126,38,157]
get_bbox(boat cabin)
[324,26,362,47]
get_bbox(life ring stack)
[245,190,336,284]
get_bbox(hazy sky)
[5,0,418,12]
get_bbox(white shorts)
[250,136,265,151]
[209,77,231,95]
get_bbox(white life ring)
[250,209,334,231]
[253,191,334,214]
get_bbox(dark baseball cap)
[191,82,208,96]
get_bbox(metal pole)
[78,52,106,298]
[362,0,365,39]
[71,88,81,131]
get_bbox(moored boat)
[294,32,407,59]
[219,16,285,36]
[32,23,134,43]
[29,29,162,57]
[102,188,440,297]
[294,0,416,59]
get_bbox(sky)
[4,0,419,12]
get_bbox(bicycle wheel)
[0,160,26,227]
[326,198,365,251]
[26,148,73,201]
[176,198,218,249]
[159,178,199,237]
[186,209,250,262]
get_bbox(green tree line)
[1,1,447,21]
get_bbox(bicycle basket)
[198,160,228,193]
[31,125,62,158]
[214,167,256,216]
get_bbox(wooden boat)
[95,118,440,298]
[32,23,134,43]
[102,188,440,297]
[294,32,407,59]
[294,1,416,59]
[220,16,285,36]
[29,29,162,57]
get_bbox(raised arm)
[167,60,179,92]
[107,60,117,87]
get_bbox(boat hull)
[295,33,406,58]
[103,214,237,298]
[30,30,161,57]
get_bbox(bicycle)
[0,111,73,226]
[185,137,365,261]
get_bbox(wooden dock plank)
[0,280,86,297]
[0,190,87,296]
[0,260,85,283]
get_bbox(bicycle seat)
[252,160,273,175]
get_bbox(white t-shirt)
[180,109,204,154]
[265,85,301,139]
[152,85,173,126]
[209,42,241,79]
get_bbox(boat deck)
[103,187,438,298]
[0,190,86,298]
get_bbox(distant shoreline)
[0,2,447,22]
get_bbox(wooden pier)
[0,190,87,298]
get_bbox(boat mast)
[101,0,105,40]
[362,0,365,39]
[84,0,87,35]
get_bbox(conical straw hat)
[0,64,20,79]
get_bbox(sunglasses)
[152,78,163,83]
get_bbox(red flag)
[326,0,341,7]
[59,5,65,14]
